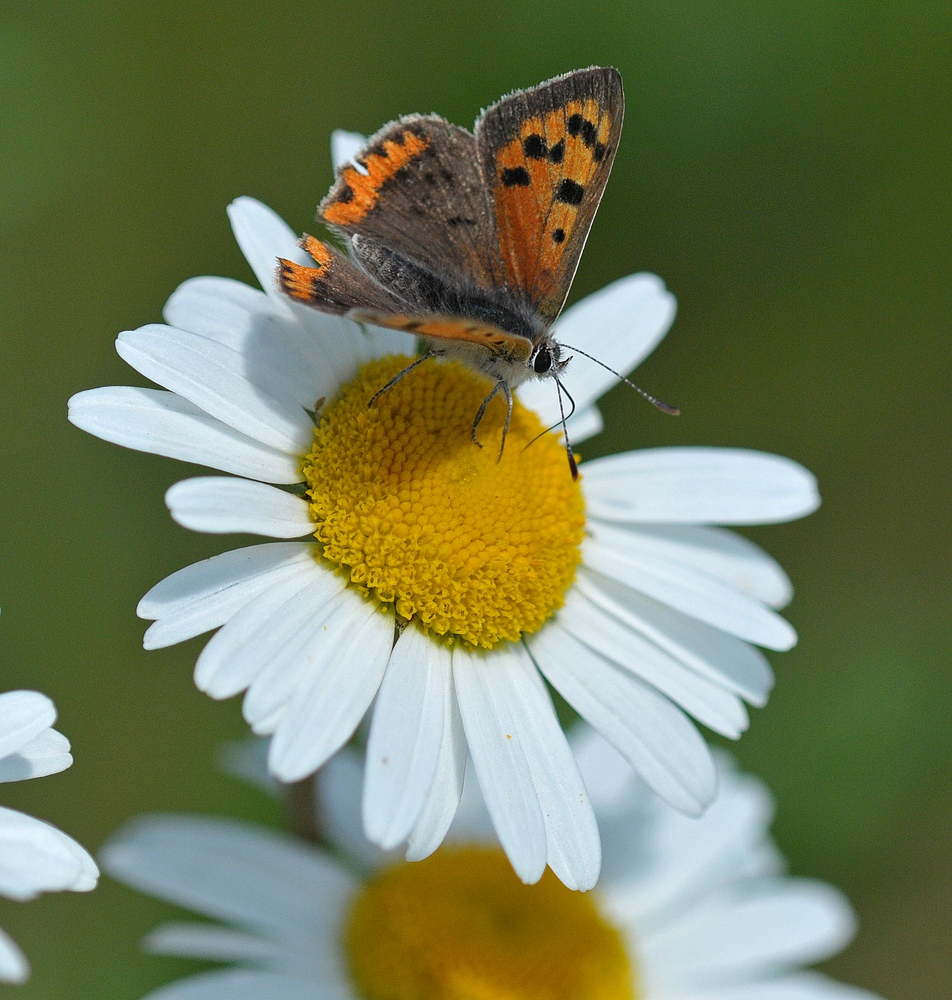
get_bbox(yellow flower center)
[345,847,636,1000]
[302,357,585,649]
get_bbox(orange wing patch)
[322,129,430,227]
[493,98,615,313]
[348,309,533,361]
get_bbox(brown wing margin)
[475,67,624,323]
[320,116,504,294]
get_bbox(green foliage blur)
[1,2,949,996]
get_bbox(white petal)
[331,129,368,170]
[139,542,319,650]
[641,880,856,992]
[0,728,72,782]
[531,625,716,815]
[564,404,603,443]
[116,326,312,454]
[227,197,311,304]
[68,387,301,484]
[455,645,601,890]
[166,478,314,538]
[521,273,676,420]
[672,971,886,999]
[363,628,450,850]
[590,522,793,609]
[0,928,28,984]
[583,447,820,525]
[267,590,394,782]
[452,646,546,884]
[146,922,283,962]
[239,579,371,731]
[404,652,468,862]
[583,534,796,650]
[0,807,98,899]
[194,566,340,702]
[135,968,344,1000]
[578,572,774,706]
[606,769,774,925]
[0,691,56,761]
[559,588,750,737]
[163,276,344,409]
[101,815,355,938]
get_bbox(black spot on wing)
[523,134,547,158]
[551,228,566,243]
[548,139,565,164]
[555,179,585,205]
[567,114,584,136]
[501,166,531,187]
[337,184,355,203]
[593,142,607,162]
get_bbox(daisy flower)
[68,133,817,890]
[102,729,879,1000]
[0,684,99,982]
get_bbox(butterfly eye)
[533,346,553,374]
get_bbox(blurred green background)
[1,2,949,996]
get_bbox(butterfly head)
[529,338,570,381]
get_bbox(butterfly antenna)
[560,343,680,415]
[522,383,578,453]
[555,378,579,480]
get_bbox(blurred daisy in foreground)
[68,133,817,889]
[0,684,99,982]
[103,730,879,1000]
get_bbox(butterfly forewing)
[320,116,503,294]
[475,67,624,323]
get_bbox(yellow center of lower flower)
[345,847,636,1000]
[302,356,585,649]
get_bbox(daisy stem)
[286,778,321,844]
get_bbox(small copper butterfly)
[278,68,674,476]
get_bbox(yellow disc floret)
[302,357,584,649]
[346,846,636,1000]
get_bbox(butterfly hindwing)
[475,67,624,323]
[277,236,406,316]
[320,116,503,293]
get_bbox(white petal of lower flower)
[0,727,72,782]
[101,815,355,940]
[226,197,312,307]
[455,644,602,891]
[68,387,301,484]
[0,691,56,762]
[578,572,774,706]
[639,880,856,993]
[267,589,394,781]
[195,565,339,702]
[559,588,750,737]
[318,751,393,872]
[165,478,314,538]
[669,971,885,999]
[606,770,774,927]
[590,522,793,609]
[0,806,98,899]
[583,447,820,525]
[520,273,676,421]
[146,922,287,963]
[404,656,468,862]
[583,534,797,650]
[163,276,342,410]
[530,625,716,815]
[136,967,344,1000]
[0,927,28,984]
[140,543,319,650]
[116,326,313,454]
[363,627,450,850]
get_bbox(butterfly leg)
[471,379,512,462]
[367,351,435,408]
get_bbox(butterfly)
[277,67,670,477]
